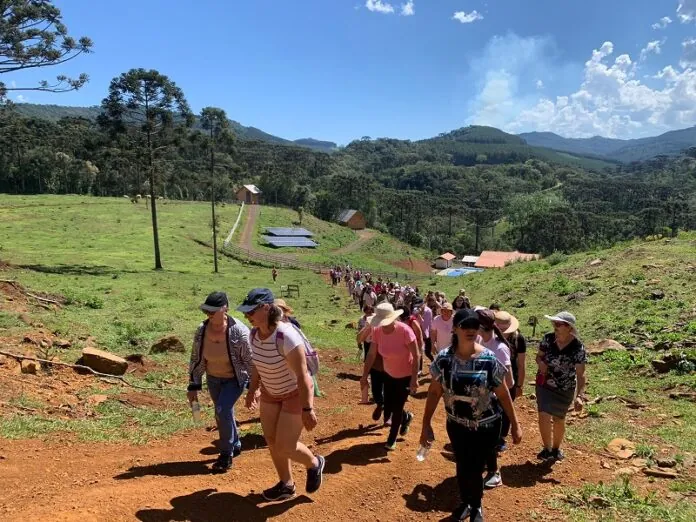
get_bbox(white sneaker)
[484,471,503,489]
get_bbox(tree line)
[1,0,695,270]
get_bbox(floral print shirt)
[431,348,507,429]
[537,333,587,392]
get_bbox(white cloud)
[678,0,696,22]
[15,94,27,102]
[681,38,696,67]
[453,11,483,24]
[465,34,555,129]
[640,40,663,61]
[536,79,544,89]
[652,16,673,30]
[400,1,414,16]
[506,40,696,138]
[365,0,394,14]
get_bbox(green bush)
[545,251,568,266]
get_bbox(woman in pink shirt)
[361,302,420,450]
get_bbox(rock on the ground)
[54,339,72,349]
[643,468,678,479]
[607,438,636,459]
[81,347,128,376]
[587,339,626,356]
[656,457,677,468]
[650,289,665,300]
[589,259,602,266]
[150,335,185,354]
[20,360,38,374]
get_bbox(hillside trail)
[0,348,621,522]
[332,229,377,255]
[239,203,261,251]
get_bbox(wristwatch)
[302,407,313,412]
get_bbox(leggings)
[447,418,501,511]
[424,337,434,362]
[383,374,411,445]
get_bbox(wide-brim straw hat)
[370,302,403,328]
[274,298,294,316]
[494,311,520,335]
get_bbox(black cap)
[200,291,229,313]
[453,308,480,329]
[236,288,275,313]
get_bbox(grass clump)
[558,477,696,521]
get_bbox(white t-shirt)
[363,291,377,308]
[432,315,453,351]
[251,322,304,396]
[477,335,513,385]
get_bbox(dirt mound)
[0,280,65,314]
[393,257,433,274]
[117,391,168,409]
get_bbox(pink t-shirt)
[373,321,416,378]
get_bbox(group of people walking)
[187,279,587,522]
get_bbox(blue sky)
[9,1,696,143]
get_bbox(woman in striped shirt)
[240,288,325,502]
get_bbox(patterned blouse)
[431,348,507,429]
[537,333,587,392]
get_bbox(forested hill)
[520,126,696,163]
[2,106,694,258]
[12,103,339,153]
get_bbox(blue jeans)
[207,376,245,455]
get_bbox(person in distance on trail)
[187,291,252,473]
[240,289,325,501]
[361,302,420,450]
[475,309,514,489]
[431,302,454,353]
[457,289,472,310]
[535,311,587,462]
[272,266,278,283]
[420,309,522,522]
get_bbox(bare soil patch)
[394,257,434,274]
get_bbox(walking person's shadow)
[135,488,312,522]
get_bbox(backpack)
[251,323,320,376]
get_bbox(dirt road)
[332,230,376,255]
[0,349,619,522]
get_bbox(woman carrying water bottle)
[187,291,253,473]
[419,308,522,522]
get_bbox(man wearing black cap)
[187,291,252,472]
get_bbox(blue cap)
[236,288,275,313]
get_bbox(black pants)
[447,418,501,511]
[424,337,434,362]
[362,341,371,362]
[370,368,385,407]
[485,411,506,472]
[383,374,411,445]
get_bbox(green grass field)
[251,205,433,274]
[1,195,695,464]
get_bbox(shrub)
[545,251,568,266]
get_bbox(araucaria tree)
[200,106,233,273]
[0,0,93,102]
[99,69,193,270]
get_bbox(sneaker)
[262,481,296,502]
[306,455,325,494]
[211,453,232,473]
[484,471,503,489]
[470,507,484,522]
[537,448,553,461]
[551,448,565,461]
[232,446,242,458]
[399,412,414,437]
[384,441,397,451]
[372,404,383,421]
[452,504,471,521]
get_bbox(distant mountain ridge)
[519,127,696,163]
[11,103,339,154]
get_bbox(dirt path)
[332,229,376,255]
[239,203,260,251]
[0,347,622,522]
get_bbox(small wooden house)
[236,184,262,205]
[461,255,480,267]
[337,209,367,230]
[435,252,456,269]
